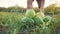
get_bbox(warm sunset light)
[0,0,60,34]
[0,0,60,8]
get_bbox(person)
[27,0,45,13]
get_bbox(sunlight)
[56,4,60,7]
[0,0,59,8]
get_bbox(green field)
[0,11,59,34]
[0,4,60,34]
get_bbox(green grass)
[0,12,59,34]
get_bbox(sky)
[0,0,60,8]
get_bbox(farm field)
[0,4,60,34]
[0,11,60,34]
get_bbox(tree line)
[0,4,60,15]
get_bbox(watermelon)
[25,9,35,18]
[43,26,48,30]
[43,16,52,22]
[42,26,50,34]
[36,12,45,19]
[21,17,34,25]
[43,16,52,25]
[34,16,43,24]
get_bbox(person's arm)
[36,0,45,13]
[27,0,34,9]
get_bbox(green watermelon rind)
[36,12,45,19]
[25,9,35,18]
[20,17,34,25]
[34,16,43,24]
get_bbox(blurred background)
[0,0,60,34]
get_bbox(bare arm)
[27,0,34,9]
[37,0,45,13]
